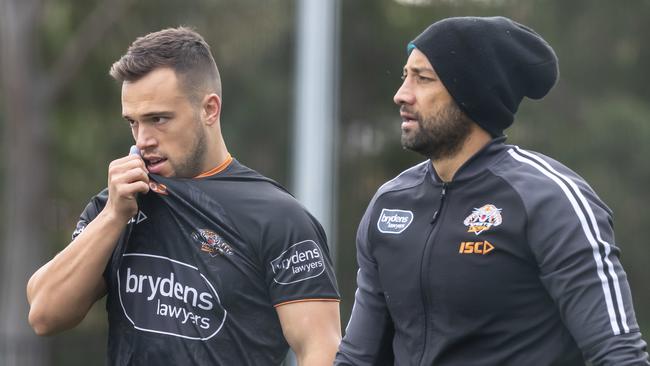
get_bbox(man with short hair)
[27,27,341,365]
[335,17,649,365]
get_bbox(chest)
[369,180,539,317]
[106,190,265,341]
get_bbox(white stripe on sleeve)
[509,147,628,335]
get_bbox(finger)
[115,181,149,200]
[121,158,148,175]
[112,168,150,186]
[109,157,148,177]
[129,145,141,156]
[128,181,150,195]
[109,154,140,167]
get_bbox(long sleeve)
[511,147,650,365]
[335,206,394,366]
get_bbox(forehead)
[403,48,436,73]
[121,67,189,116]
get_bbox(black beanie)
[409,16,559,137]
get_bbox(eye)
[152,116,169,124]
[416,75,433,82]
[126,118,137,128]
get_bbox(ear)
[202,93,221,126]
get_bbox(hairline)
[120,66,217,108]
[109,27,222,103]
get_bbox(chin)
[155,169,175,178]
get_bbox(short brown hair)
[109,27,221,102]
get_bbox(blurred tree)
[0,0,131,364]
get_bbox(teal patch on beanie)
[407,42,417,54]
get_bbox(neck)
[202,124,230,172]
[431,125,492,182]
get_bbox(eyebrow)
[122,111,175,120]
[403,66,436,75]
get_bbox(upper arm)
[531,195,649,363]
[509,153,649,363]
[276,300,341,366]
[335,207,395,366]
[26,191,111,335]
[252,196,341,364]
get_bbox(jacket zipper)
[431,184,447,224]
[418,183,448,365]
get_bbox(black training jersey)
[73,158,339,365]
[336,138,649,366]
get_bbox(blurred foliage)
[1,0,648,363]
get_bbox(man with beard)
[335,17,649,365]
[27,27,341,365]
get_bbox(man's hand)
[105,154,150,221]
[26,151,150,336]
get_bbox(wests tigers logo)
[463,204,503,235]
[191,229,233,257]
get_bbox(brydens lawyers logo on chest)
[463,204,502,235]
[377,209,414,234]
[118,253,227,340]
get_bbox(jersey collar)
[194,154,234,178]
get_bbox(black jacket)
[336,139,649,366]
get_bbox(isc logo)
[459,240,494,255]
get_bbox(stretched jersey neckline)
[194,154,234,178]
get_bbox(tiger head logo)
[463,204,503,235]
[191,229,234,257]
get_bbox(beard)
[400,101,473,160]
[169,118,208,178]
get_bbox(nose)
[393,78,414,106]
[133,123,157,151]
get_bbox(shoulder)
[204,160,318,226]
[356,160,430,233]
[201,159,296,205]
[373,160,430,202]
[72,188,109,239]
[490,146,611,216]
[82,188,109,219]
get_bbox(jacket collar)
[428,136,509,184]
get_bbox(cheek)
[422,92,452,115]
[172,122,201,150]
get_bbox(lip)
[400,112,417,122]
[400,112,418,130]
[143,156,167,174]
[401,120,419,130]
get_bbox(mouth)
[400,113,419,130]
[399,108,419,125]
[143,156,168,173]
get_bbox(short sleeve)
[72,189,109,240]
[259,199,339,306]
